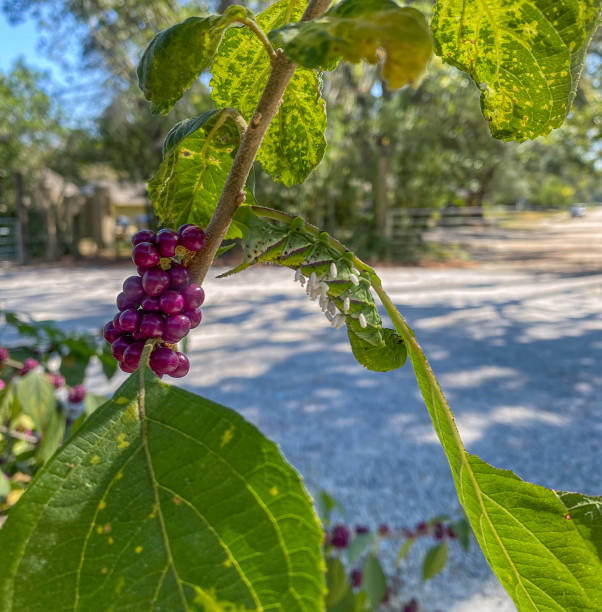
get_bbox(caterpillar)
[220,206,406,372]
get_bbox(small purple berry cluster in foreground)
[103,224,206,378]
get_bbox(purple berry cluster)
[103,224,206,378]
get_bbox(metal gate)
[0,218,24,263]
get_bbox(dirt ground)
[1,207,601,611]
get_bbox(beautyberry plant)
[1,1,600,611]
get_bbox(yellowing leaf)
[211,0,327,186]
[271,0,433,89]
[432,0,601,140]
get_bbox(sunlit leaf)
[271,0,433,89]
[432,0,601,140]
[0,369,326,610]
[138,5,252,114]
[211,0,327,186]
[15,372,56,432]
[149,110,248,239]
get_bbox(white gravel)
[1,253,601,611]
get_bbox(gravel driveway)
[1,212,601,611]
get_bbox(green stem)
[238,18,277,62]
[0,425,38,445]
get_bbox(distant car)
[570,204,586,218]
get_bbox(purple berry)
[47,373,65,389]
[0,347,8,363]
[68,384,86,403]
[171,352,190,378]
[103,321,121,344]
[139,313,164,338]
[156,228,179,257]
[179,225,205,251]
[182,284,205,309]
[177,223,194,236]
[355,525,370,535]
[169,263,189,289]
[119,360,137,373]
[111,335,133,361]
[378,524,391,537]
[123,276,145,301]
[159,290,184,314]
[149,346,178,375]
[113,313,125,332]
[402,598,418,612]
[142,267,170,297]
[350,568,362,588]
[116,291,137,311]
[123,341,146,369]
[132,229,155,246]
[20,358,39,375]
[184,308,202,329]
[163,314,191,343]
[330,525,350,549]
[446,525,456,539]
[119,308,140,333]
[132,242,160,269]
[141,294,161,312]
[434,522,445,541]
[416,521,428,535]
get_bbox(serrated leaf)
[422,541,448,581]
[362,554,386,609]
[225,206,406,373]
[384,294,602,610]
[272,0,433,90]
[149,110,247,239]
[432,0,601,141]
[138,5,251,114]
[15,372,56,432]
[211,0,327,186]
[0,369,325,611]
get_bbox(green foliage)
[422,542,448,581]
[432,0,602,141]
[225,206,406,373]
[15,372,55,432]
[149,109,248,238]
[362,555,386,609]
[211,0,327,186]
[272,0,433,89]
[377,283,602,610]
[0,369,326,610]
[138,5,251,115]
[325,557,348,606]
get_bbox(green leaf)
[451,516,471,552]
[347,327,406,372]
[347,533,376,564]
[138,5,251,114]
[99,346,118,381]
[395,537,415,567]
[224,206,406,373]
[36,409,65,465]
[432,0,601,141]
[15,372,56,432]
[362,554,386,609]
[0,381,15,422]
[60,352,90,386]
[325,557,349,606]
[211,0,327,186]
[271,0,433,90]
[0,471,10,498]
[149,110,246,239]
[327,587,355,612]
[0,369,325,610]
[374,281,602,610]
[315,489,342,526]
[422,542,448,581]
[84,393,108,416]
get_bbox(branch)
[187,0,332,285]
